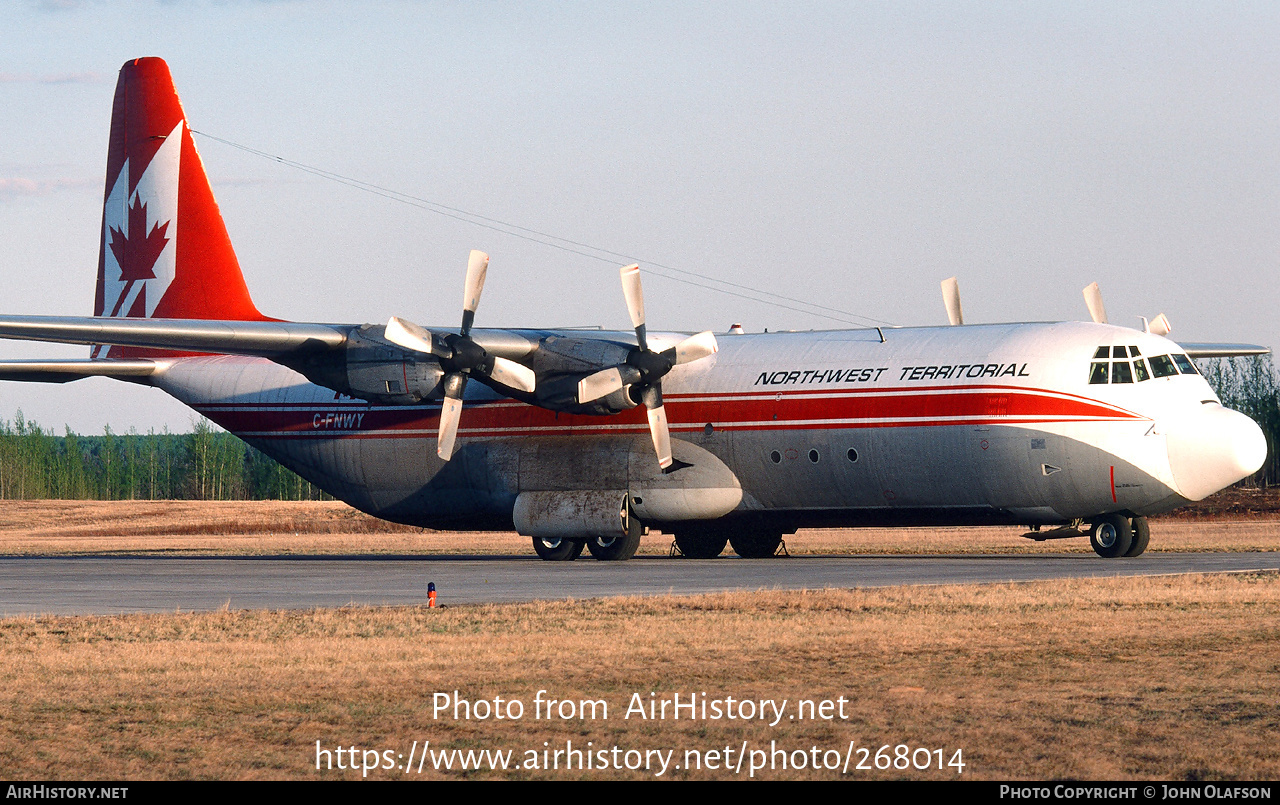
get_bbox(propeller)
[1143,313,1172,337]
[1083,282,1108,324]
[384,250,536,461]
[941,277,964,325]
[1082,282,1173,337]
[576,264,718,470]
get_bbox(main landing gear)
[1088,514,1150,558]
[531,535,584,562]
[670,527,787,559]
[529,533,644,561]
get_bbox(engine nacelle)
[286,324,444,404]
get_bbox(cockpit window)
[1090,345,1178,385]
[1090,345,1148,385]
[1173,354,1199,375]
[1149,355,1179,378]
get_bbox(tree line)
[0,414,326,501]
[0,356,1273,500]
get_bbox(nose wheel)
[1124,516,1150,557]
[1089,514,1132,557]
[1088,514,1149,558]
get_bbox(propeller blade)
[672,330,718,365]
[488,356,536,393]
[638,384,672,469]
[437,395,463,460]
[577,366,625,403]
[619,264,647,349]
[1148,313,1172,337]
[436,372,468,461]
[646,404,673,470]
[384,316,441,356]
[460,250,489,335]
[941,277,964,326]
[1083,282,1108,324]
[464,251,489,313]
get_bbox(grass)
[0,499,1276,556]
[0,573,1277,779]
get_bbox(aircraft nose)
[1165,405,1268,501]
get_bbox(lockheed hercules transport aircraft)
[0,58,1268,561]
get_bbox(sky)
[1,1,1277,434]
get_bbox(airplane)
[0,57,1269,562]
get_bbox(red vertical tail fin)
[94,57,268,358]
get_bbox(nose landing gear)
[1088,514,1149,558]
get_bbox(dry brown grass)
[0,499,1277,556]
[0,572,1276,780]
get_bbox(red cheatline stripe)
[194,386,1146,439]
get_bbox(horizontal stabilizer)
[0,359,156,384]
[1179,342,1272,359]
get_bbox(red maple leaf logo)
[108,197,170,282]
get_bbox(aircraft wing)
[0,315,349,357]
[0,315,541,363]
[1179,342,1272,359]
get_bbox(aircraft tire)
[531,536,584,561]
[1124,517,1150,558]
[1089,514,1133,558]
[585,530,641,561]
[674,531,727,559]
[729,531,782,558]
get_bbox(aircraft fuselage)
[151,320,1264,536]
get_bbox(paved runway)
[1,552,1277,616]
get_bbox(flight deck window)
[1149,355,1179,378]
[1090,345,1154,385]
[1173,354,1199,375]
